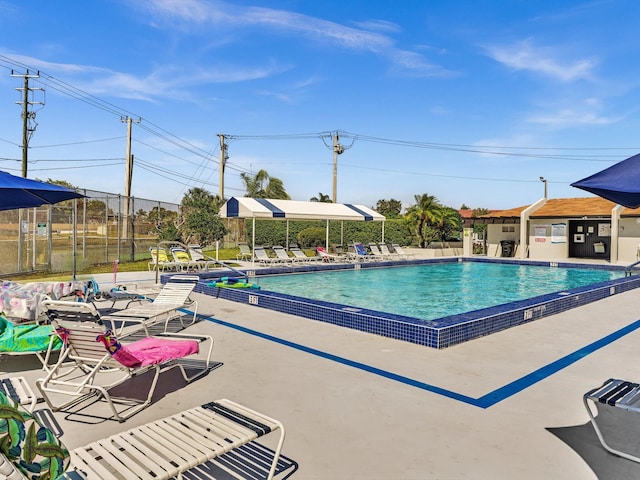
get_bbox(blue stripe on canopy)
[344,204,373,221]
[255,198,286,218]
[226,197,240,217]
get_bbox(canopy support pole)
[252,216,256,266]
[326,219,329,250]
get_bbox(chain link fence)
[0,189,180,275]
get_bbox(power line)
[30,136,125,148]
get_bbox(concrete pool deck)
[3,254,640,479]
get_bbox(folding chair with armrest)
[36,300,213,423]
[101,274,199,337]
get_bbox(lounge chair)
[582,378,640,464]
[317,246,344,263]
[0,376,38,412]
[367,243,387,261]
[101,275,199,337]
[273,246,294,265]
[187,244,218,270]
[170,246,202,271]
[237,242,253,261]
[379,243,401,260]
[1,386,286,480]
[148,247,181,272]
[254,247,283,266]
[85,278,159,309]
[289,246,318,263]
[0,314,61,371]
[348,243,372,262]
[36,300,214,423]
[391,244,414,259]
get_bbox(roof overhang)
[220,197,385,221]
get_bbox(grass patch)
[6,248,243,282]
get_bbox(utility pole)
[218,134,228,199]
[11,69,43,178]
[332,131,344,203]
[121,116,140,257]
[11,69,43,273]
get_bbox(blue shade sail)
[0,170,84,211]
[571,153,640,208]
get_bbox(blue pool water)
[254,262,625,322]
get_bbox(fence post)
[130,196,135,262]
[47,204,52,270]
[117,194,122,262]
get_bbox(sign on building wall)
[598,223,611,237]
[552,223,566,243]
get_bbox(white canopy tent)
[219,197,386,254]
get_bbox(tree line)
[46,171,489,249]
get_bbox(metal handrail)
[624,259,640,276]
[154,240,248,282]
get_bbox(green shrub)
[297,227,326,247]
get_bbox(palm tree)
[404,193,443,248]
[240,169,290,199]
[310,192,332,203]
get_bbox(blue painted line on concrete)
[194,310,640,408]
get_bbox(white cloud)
[484,39,597,82]
[139,0,453,77]
[2,52,287,102]
[527,109,620,127]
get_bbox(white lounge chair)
[289,246,318,263]
[254,247,283,266]
[367,243,387,261]
[36,300,213,423]
[187,244,218,270]
[0,390,286,480]
[391,244,414,259]
[273,246,293,265]
[0,376,38,412]
[102,275,199,337]
[237,242,252,261]
[379,243,401,260]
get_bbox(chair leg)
[583,393,640,463]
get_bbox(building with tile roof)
[470,197,640,264]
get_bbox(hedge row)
[244,218,413,247]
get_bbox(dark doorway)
[568,220,611,260]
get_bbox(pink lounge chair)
[36,300,213,422]
[317,246,345,262]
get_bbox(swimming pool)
[194,258,640,348]
[253,262,625,322]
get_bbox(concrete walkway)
[4,257,640,479]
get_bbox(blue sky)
[1,0,640,211]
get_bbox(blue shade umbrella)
[0,170,84,210]
[571,153,640,208]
